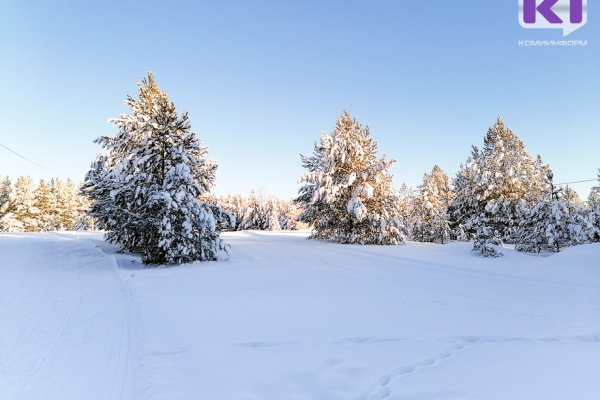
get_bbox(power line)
[555,178,598,186]
[0,142,64,175]
[2,140,597,188]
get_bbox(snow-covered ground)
[1,231,599,400]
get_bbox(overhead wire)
[0,142,66,175]
[555,178,598,186]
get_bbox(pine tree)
[74,186,95,231]
[589,170,600,210]
[265,197,282,231]
[54,178,81,230]
[397,184,414,218]
[0,176,14,231]
[412,165,453,243]
[455,225,469,242]
[9,176,39,231]
[516,170,583,253]
[34,179,58,231]
[239,191,265,230]
[277,198,301,230]
[471,202,504,257]
[216,194,245,231]
[585,169,600,242]
[472,226,503,257]
[562,185,593,243]
[82,73,229,264]
[238,191,282,230]
[563,186,582,208]
[0,176,12,216]
[452,117,548,242]
[296,111,404,244]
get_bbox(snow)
[1,231,599,400]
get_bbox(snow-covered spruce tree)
[82,73,229,264]
[296,111,404,244]
[515,170,583,253]
[471,202,503,257]
[412,165,453,244]
[586,170,600,242]
[451,117,548,242]
[561,185,594,243]
[454,225,469,242]
[589,170,600,209]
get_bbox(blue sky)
[1,1,598,198]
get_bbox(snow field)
[1,231,599,400]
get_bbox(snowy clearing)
[1,231,599,400]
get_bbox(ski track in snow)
[54,232,135,400]
[1,231,599,400]
[0,232,136,400]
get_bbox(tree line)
[3,73,598,263]
[0,178,306,235]
[214,192,305,231]
[296,111,600,257]
[0,176,93,232]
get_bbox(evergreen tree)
[561,185,593,243]
[238,191,281,230]
[277,198,301,230]
[34,179,58,231]
[9,176,39,231]
[589,170,600,210]
[239,191,264,230]
[452,117,548,242]
[54,178,81,230]
[82,73,229,264]
[265,197,282,231]
[0,176,14,231]
[74,187,96,231]
[472,227,503,257]
[454,224,469,242]
[562,186,582,208]
[397,183,415,239]
[218,194,296,231]
[296,111,404,244]
[585,169,600,242]
[471,202,504,257]
[216,194,245,231]
[412,165,453,243]
[516,170,583,253]
[0,176,12,217]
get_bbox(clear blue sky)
[1,1,598,198]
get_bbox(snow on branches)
[296,111,404,244]
[82,73,229,264]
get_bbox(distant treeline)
[0,176,93,232]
